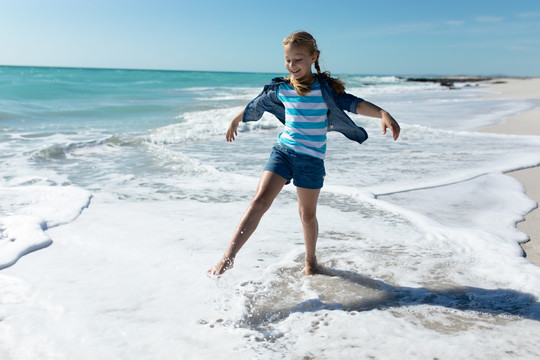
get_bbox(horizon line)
[0,64,533,79]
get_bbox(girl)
[209,31,400,276]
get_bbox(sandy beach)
[481,78,540,266]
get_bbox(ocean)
[1,66,540,359]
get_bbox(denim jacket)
[242,76,368,144]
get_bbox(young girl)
[209,31,400,276]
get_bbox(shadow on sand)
[240,266,540,331]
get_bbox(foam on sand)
[0,186,92,269]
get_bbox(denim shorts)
[264,144,326,189]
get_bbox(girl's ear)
[311,50,320,64]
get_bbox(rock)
[406,76,493,89]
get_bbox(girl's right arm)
[355,101,400,141]
[226,109,244,142]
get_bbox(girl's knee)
[250,194,274,213]
[299,208,317,224]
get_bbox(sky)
[1,0,539,76]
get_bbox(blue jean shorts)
[264,144,326,189]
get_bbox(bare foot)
[305,256,318,275]
[208,256,234,277]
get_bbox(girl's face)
[284,44,317,81]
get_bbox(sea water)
[1,66,540,359]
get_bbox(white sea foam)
[348,82,443,96]
[190,86,260,101]
[3,183,538,359]
[146,106,279,146]
[348,75,404,83]
[0,185,92,269]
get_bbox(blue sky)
[1,0,539,76]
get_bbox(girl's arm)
[226,109,244,142]
[355,101,401,141]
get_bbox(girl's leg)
[297,187,321,275]
[210,171,288,275]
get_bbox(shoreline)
[479,78,540,266]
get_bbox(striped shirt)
[276,79,328,160]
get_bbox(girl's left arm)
[355,101,400,141]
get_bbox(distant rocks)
[405,76,493,89]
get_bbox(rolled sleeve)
[335,92,364,114]
[349,97,364,114]
[242,96,264,122]
[243,84,285,123]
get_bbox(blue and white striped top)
[277,79,328,160]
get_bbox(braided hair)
[282,31,345,96]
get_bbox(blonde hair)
[282,31,345,96]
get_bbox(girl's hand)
[381,111,400,141]
[226,110,244,142]
[226,120,239,142]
